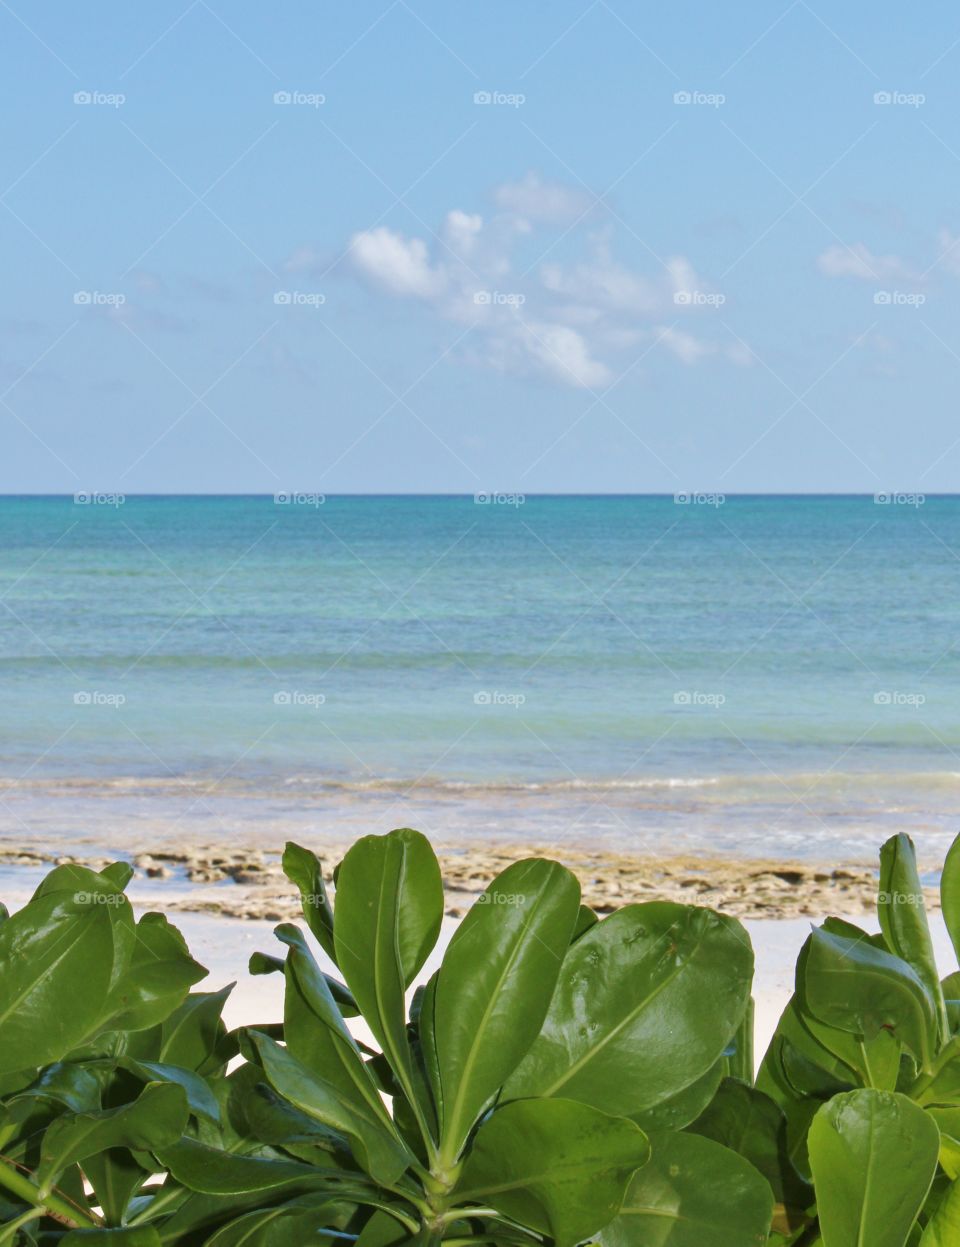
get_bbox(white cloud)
[350,226,447,299]
[816,243,920,283]
[342,178,735,389]
[493,172,594,226]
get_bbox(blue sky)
[3,1,960,493]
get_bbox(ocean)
[1,494,958,864]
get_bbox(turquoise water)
[1,495,958,861]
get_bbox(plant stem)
[0,1157,98,1230]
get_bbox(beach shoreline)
[0,837,931,922]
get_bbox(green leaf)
[60,1228,161,1245]
[102,912,207,1033]
[160,985,234,1073]
[118,1057,221,1122]
[921,1176,960,1245]
[455,1097,650,1247]
[804,925,937,1068]
[0,888,133,1075]
[332,829,442,1124]
[247,1029,410,1184]
[282,842,337,963]
[600,1129,774,1247]
[203,1195,352,1247]
[83,1147,149,1225]
[688,1077,810,1207]
[434,858,580,1160]
[276,925,398,1139]
[7,1062,102,1115]
[808,1089,940,1247]
[505,902,753,1117]
[879,835,947,1041]
[38,1083,189,1189]
[941,833,960,967]
[630,1059,724,1132]
[159,1137,334,1195]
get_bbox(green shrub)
[0,829,958,1245]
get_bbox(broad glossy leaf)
[879,835,946,1039]
[688,1077,810,1207]
[630,1059,724,1132]
[921,1176,960,1245]
[333,829,442,1110]
[60,1228,161,1245]
[7,1062,101,1115]
[455,1097,650,1247]
[83,1147,149,1225]
[0,889,132,1075]
[204,1195,352,1246]
[248,1030,409,1184]
[808,1089,939,1247]
[434,858,580,1157]
[160,1137,334,1195]
[159,985,233,1073]
[927,1107,960,1178]
[941,833,960,966]
[277,925,392,1137]
[804,926,936,1068]
[38,1083,189,1188]
[283,841,337,962]
[505,902,753,1116]
[103,913,207,1033]
[600,1129,773,1247]
[119,1057,220,1122]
